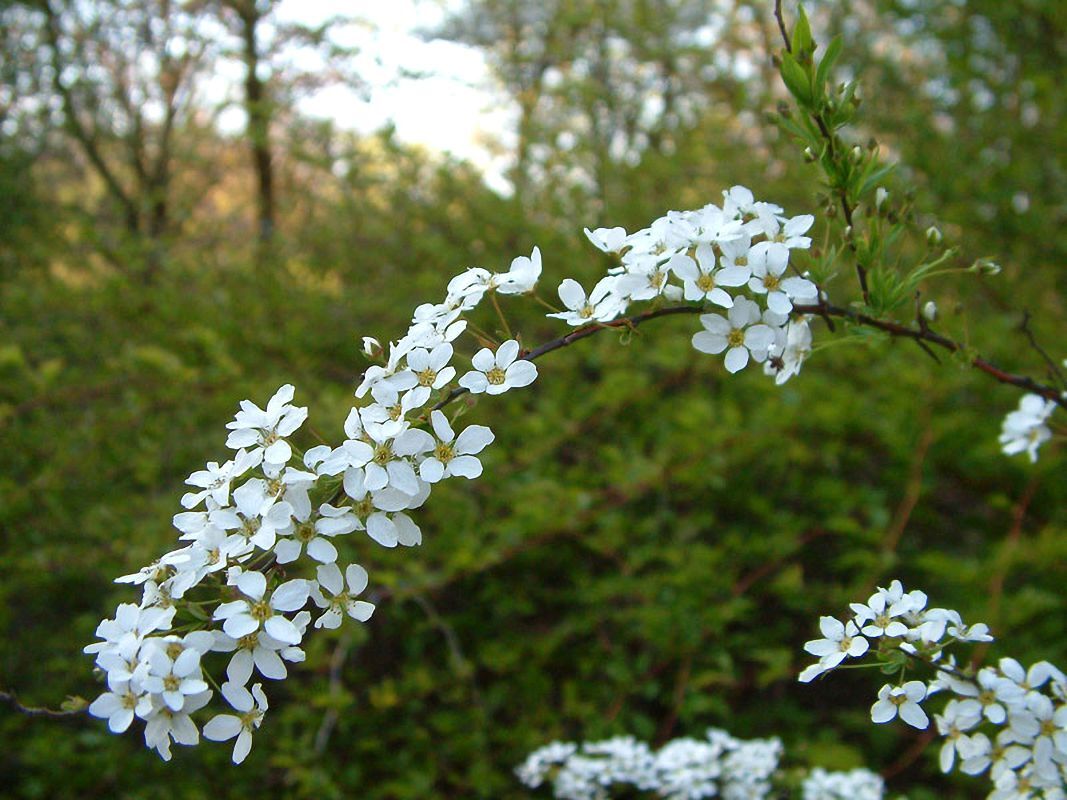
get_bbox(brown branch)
[432,304,705,411]
[0,689,84,719]
[773,0,792,53]
[793,301,1067,408]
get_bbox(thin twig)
[773,0,792,53]
[0,689,84,719]
[312,630,353,755]
[794,301,1067,408]
[1020,312,1066,388]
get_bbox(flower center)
[121,691,138,710]
[889,693,907,707]
[727,328,745,349]
[207,548,220,565]
[239,709,262,730]
[295,522,316,543]
[649,269,666,289]
[434,442,455,464]
[373,442,394,466]
[241,517,261,540]
[734,255,747,267]
[166,642,183,661]
[696,273,715,292]
[978,690,996,706]
[163,674,180,692]
[837,637,852,652]
[579,304,594,319]
[238,633,258,651]
[762,274,781,291]
[250,600,272,622]
[354,497,374,520]
[266,477,283,496]
[486,367,507,385]
[416,368,437,387]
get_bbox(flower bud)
[803,147,816,163]
[925,226,942,246]
[922,301,938,322]
[851,145,863,162]
[362,336,381,357]
[970,258,1001,276]
[875,187,888,210]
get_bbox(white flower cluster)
[86,248,546,761]
[575,185,818,382]
[802,767,885,800]
[1000,393,1058,463]
[515,728,883,799]
[800,580,1067,799]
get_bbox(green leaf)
[792,5,814,58]
[780,52,813,107]
[815,35,843,95]
[858,162,896,198]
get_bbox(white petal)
[236,570,267,600]
[448,455,483,479]
[724,346,750,373]
[505,360,537,388]
[203,714,241,742]
[270,580,309,612]
[264,616,301,646]
[253,647,287,680]
[306,537,338,564]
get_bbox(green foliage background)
[1,1,1065,798]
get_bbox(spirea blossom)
[517,728,882,800]
[799,579,1067,799]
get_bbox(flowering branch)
[798,580,1067,798]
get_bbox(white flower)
[213,571,309,645]
[343,466,427,548]
[203,682,268,764]
[584,226,628,253]
[214,628,290,685]
[546,277,626,326]
[673,245,748,308]
[691,297,775,373]
[140,642,209,712]
[420,410,494,482]
[142,689,211,761]
[764,319,812,385]
[747,245,817,314]
[999,393,1056,462]
[459,339,538,395]
[802,616,869,671]
[180,450,257,510]
[360,419,434,494]
[850,581,911,638]
[89,678,144,733]
[491,247,542,294]
[935,698,983,772]
[871,681,929,728]
[224,384,308,467]
[209,479,293,552]
[312,563,376,629]
[274,503,357,565]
